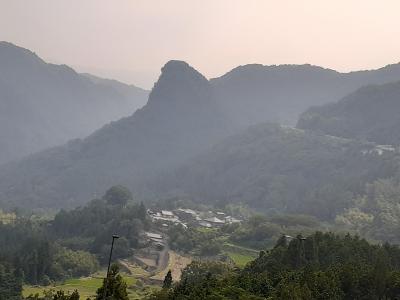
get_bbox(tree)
[53,290,80,300]
[0,264,22,300]
[163,270,173,289]
[96,264,129,300]
[25,289,80,300]
[103,186,132,206]
[138,202,147,222]
[148,232,400,299]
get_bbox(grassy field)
[222,242,258,267]
[196,227,217,234]
[223,242,260,254]
[23,275,139,299]
[226,251,256,267]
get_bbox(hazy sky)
[1,0,400,88]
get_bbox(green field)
[223,242,260,254]
[222,242,258,267]
[196,227,217,233]
[23,276,139,299]
[226,251,256,267]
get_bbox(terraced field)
[222,242,258,267]
[226,251,256,267]
[23,274,145,299]
[22,249,190,300]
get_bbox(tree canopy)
[149,232,400,300]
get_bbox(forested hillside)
[150,232,400,299]
[152,123,398,220]
[0,42,148,164]
[0,186,146,285]
[298,81,400,145]
[3,45,400,210]
[0,61,231,209]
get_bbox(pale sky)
[1,0,400,89]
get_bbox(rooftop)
[161,210,174,217]
[204,217,225,224]
[145,232,163,240]
[177,208,197,215]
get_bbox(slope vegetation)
[297,81,400,145]
[0,61,231,209]
[212,63,400,126]
[0,41,148,164]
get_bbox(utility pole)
[299,236,307,268]
[103,234,119,300]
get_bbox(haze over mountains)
[211,63,400,126]
[298,80,400,145]
[150,123,396,220]
[0,60,231,208]
[0,42,148,164]
[2,41,400,211]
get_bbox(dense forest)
[0,186,147,291]
[149,232,400,300]
[6,219,400,300]
[153,123,399,221]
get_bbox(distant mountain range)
[81,73,148,102]
[0,42,148,164]
[0,60,231,209]
[2,41,400,211]
[212,63,400,127]
[297,81,400,145]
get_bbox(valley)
[2,7,400,298]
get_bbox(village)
[147,207,242,230]
[119,207,244,287]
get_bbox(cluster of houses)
[361,144,397,156]
[147,208,242,230]
[137,209,244,271]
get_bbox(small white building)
[204,217,225,227]
[199,221,212,228]
[145,232,164,243]
[161,210,175,218]
[225,216,242,224]
[145,232,162,239]
[177,208,197,215]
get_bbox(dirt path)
[155,243,170,273]
[151,250,192,281]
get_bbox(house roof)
[225,216,242,223]
[177,208,197,215]
[145,232,163,240]
[199,221,212,228]
[204,217,225,224]
[161,210,174,216]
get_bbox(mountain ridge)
[0,41,149,164]
[297,80,400,145]
[147,122,396,220]
[2,44,400,209]
[211,62,400,127]
[0,60,232,209]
